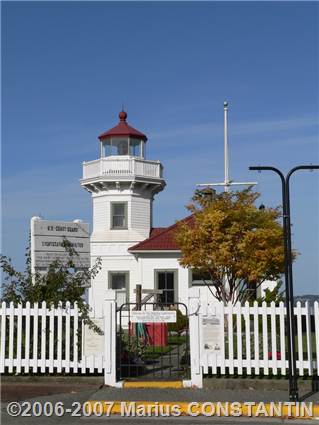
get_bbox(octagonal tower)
[80,111,166,309]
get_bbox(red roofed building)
[129,216,194,252]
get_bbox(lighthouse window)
[111,138,128,156]
[111,202,127,229]
[103,140,112,157]
[129,139,141,157]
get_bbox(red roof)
[129,216,194,252]
[98,111,147,141]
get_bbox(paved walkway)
[1,379,318,424]
[90,386,319,403]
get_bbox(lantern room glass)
[129,139,142,157]
[102,137,144,158]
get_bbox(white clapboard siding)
[197,299,318,377]
[0,302,104,374]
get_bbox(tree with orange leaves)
[175,187,287,304]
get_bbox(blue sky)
[2,2,319,295]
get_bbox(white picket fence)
[1,292,319,389]
[0,301,104,374]
[199,299,319,377]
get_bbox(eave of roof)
[98,121,147,141]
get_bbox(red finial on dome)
[119,110,127,121]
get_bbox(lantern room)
[98,111,147,159]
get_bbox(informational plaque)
[31,217,90,270]
[83,319,104,357]
[203,315,222,352]
[130,310,177,323]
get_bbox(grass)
[141,335,187,360]
[142,346,173,360]
[168,335,187,345]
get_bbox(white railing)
[2,293,318,388]
[189,289,319,381]
[82,157,163,180]
[204,301,318,376]
[0,301,104,374]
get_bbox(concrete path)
[1,377,318,424]
[89,386,319,403]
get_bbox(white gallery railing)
[82,157,163,180]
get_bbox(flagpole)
[224,101,229,192]
[197,101,257,191]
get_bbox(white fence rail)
[194,294,319,378]
[1,292,318,389]
[0,301,104,374]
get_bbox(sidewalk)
[89,386,319,403]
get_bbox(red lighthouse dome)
[98,111,147,141]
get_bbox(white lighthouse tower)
[80,111,166,310]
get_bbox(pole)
[197,101,257,190]
[224,101,230,192]
[136,284,142,311]
[249,164,319,401]
[285,165,319,399]
[249,166,295,398]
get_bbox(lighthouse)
[81,111,166,310]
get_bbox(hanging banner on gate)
[130,310,177,323]
[30,217,90,271]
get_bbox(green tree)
[257,280,285,306]
[1,239,102,333]
[175,187,291,305]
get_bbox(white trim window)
[111,202,128,229]
[109,271,129,305]
[155,270,177,305]
[190,270,213,286]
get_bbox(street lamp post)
[249,165,319,401]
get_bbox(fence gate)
[116,302,190,381]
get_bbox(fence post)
[104,290,117,387]
[188,287,203,388]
